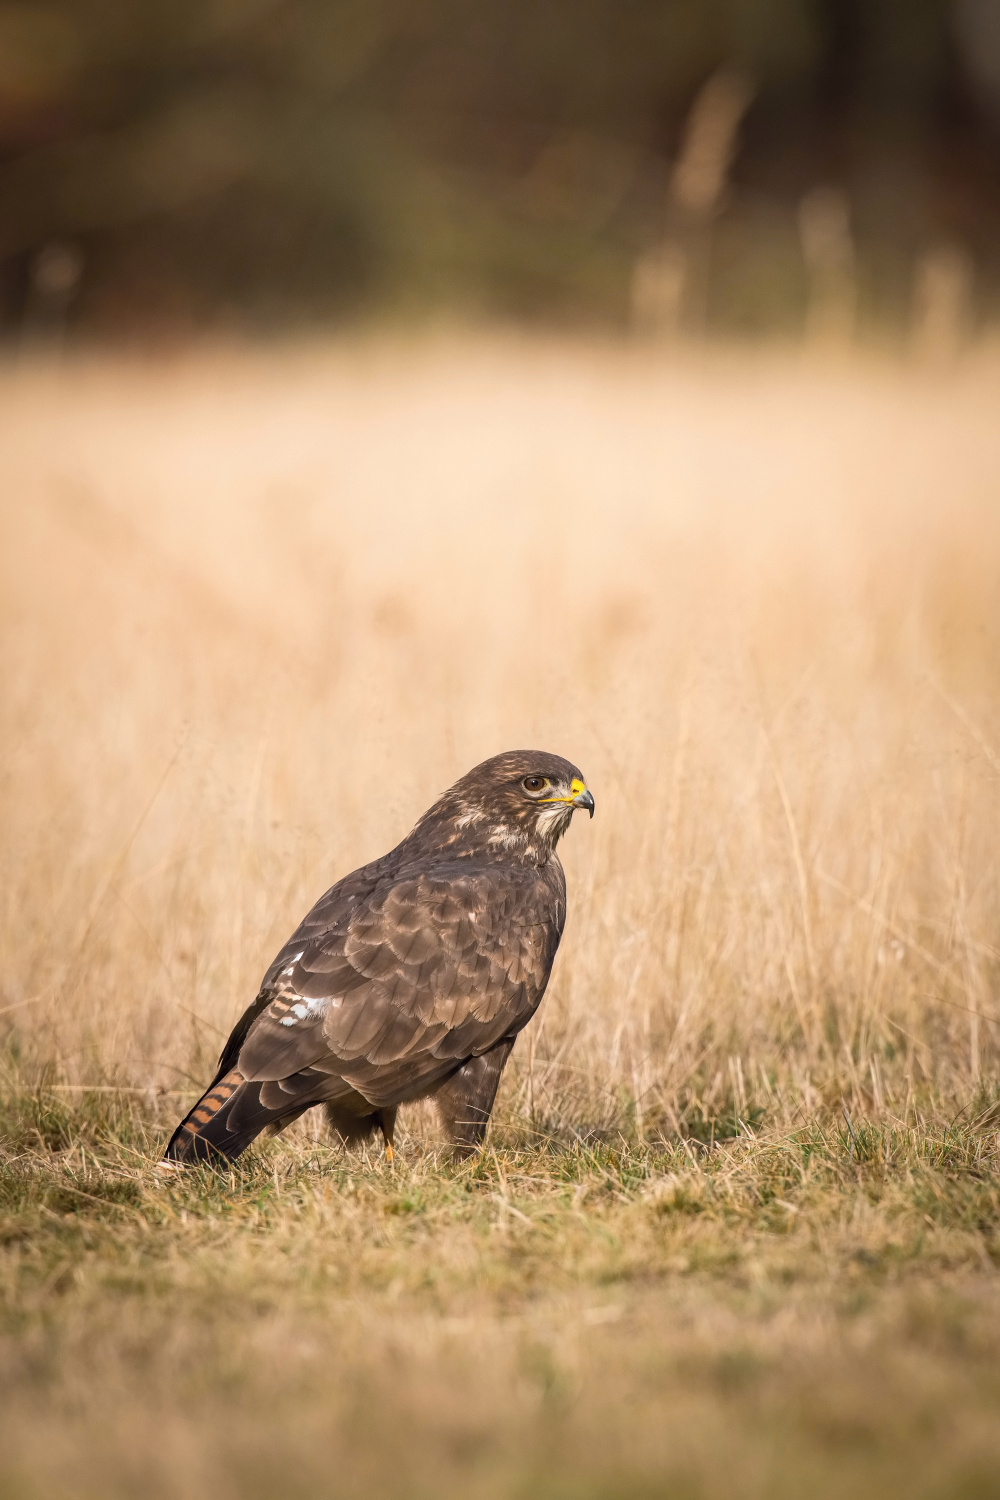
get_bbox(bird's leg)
[434,1040,515,1157]
[378,1107,398,1163]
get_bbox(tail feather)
[164,1069,271,1163]
[164,1065,362,1165]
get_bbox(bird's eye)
[523,776,549,793]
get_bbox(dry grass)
[2,333,1000,1497]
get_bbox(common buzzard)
[164,750,594,1163]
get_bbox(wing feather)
[231,861,565,1106]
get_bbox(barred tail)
[163,1069,260,1163]
[164,1059,344,1164]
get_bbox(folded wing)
[238,863,564,1105]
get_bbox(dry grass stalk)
[4,337,999,1143]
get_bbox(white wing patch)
[278,990,326,1027]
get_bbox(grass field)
[2,334,1000,1497]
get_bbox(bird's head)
[437,750,595,861]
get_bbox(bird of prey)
[164,750,594,1164]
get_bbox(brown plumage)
[164,750,594,1164]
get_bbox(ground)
[1,1090,1000,1499]
[1,1092,1000,1500]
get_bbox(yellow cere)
[540,777,587,805]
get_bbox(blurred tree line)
[1,0,998,342]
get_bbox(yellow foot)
[385,1143,394,1162]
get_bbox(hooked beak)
[574,786,595,818]
[540,776,595,818]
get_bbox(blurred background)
[3,15,1000,1488]
[2,0,1000,346]
[2,0,1000,1114]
